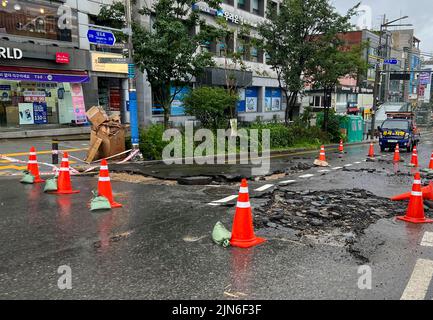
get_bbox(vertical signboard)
[71,84,87,124]
[33,102,48,124]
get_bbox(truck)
[378,112,420,152]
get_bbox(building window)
[252,0,264,16]
[0,0,78,43]
[224,0,234,6]
[238,0,247,10]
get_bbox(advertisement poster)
[245,87,258,112]
[71,84,87,124]
[237,88,246,113]
[23,91,46,103]
[171,86,190,116]
[33,102,48,124]
[265,97,272,111]
[18,103,34,125]
[265,88,282,111]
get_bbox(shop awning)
[0,66,89,83]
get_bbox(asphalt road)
[2,133,433,299]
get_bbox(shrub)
[183,86,239,130]
[138,124,169,160]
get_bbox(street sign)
[384,59,398,65]
[128,63,135,79]
[87,29,116,46]
[390,73,410,81]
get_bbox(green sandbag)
[90,191,111,211]
[212,221,231,248]
[20,171,35,184]
[43,178,58,192]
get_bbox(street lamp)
[370,15,412,139]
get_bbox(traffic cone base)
[53,189,80,195]
[230,237,266,248]
[230,179,266,249]
[396,216,433,224]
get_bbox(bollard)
[52,139,59,164]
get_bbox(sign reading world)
[87,29,116,46]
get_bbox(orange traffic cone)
[393,144,400,162]
[319,145,326,161]
[392,182,433,201]
[397,172,433,224]
[410,146,418,167]
[97,159,122,208]
[368,142,375,158]
[230,179,265,248]
[27,146,44,183]
[429,151,433,170]
[339,140,344,153]
[52,152,80,194]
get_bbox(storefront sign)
[56,52,70,64]
[91,52,128,74]
[33,102,48,124]
[0,47,23,60]
[192,3,258,27]
[0,71,89,83]
[23,91,46,103]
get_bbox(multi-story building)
[301,29,384,118]
[0,0,291,130]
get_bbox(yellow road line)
[1,148,87,157]
[0,165,27,170]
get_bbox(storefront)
[0,42,90,128]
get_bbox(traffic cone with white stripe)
[339,140,344,153]
[97,159,122,208]
[314,145,329,167]
[230,179,265,248]
[429,151,433,170]
[397,172,433,224]
[368,142,375,158]
[410,145,419,167]
[52,152,80,194]
[27,146,44,183]
[391,182,433,201]
[393,144,400,162]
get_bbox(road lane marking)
[299,174,315,179]
[1,148,87,157]
[421,232,433,247]
[317,169,330,173]
[255,184,274,192]
[354,162,361,164]
[344,164,353,167]
[332,167,343,170]
[280,180,296,185]
[209,195,238,205]
[401,259,433,300]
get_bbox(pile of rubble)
[254,188,432,245]
[85,106,127,163]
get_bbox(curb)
[0,127,91,139]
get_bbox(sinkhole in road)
[253,187,433,262]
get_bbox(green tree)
[258,0,360,125]
[94,1,128,42]
[183,86,238,130]
[309,41,367,131]
[133,0,220,128]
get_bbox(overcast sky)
[331,0,433,55]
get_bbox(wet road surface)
[2,133,433,299]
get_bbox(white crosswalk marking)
[299,174,315,179]
[421,232,433,247]
[279,180,296,185]
[208,195,238,205]
[401,259,433,300]
[255,184,274,192]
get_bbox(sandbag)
[90,191,111,211]
[212,221,231,248]
[20,171,35,184]
[43,178,58,192]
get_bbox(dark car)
[378,115,420,152]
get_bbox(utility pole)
[125,0,143,160]
[370,15,412,139]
